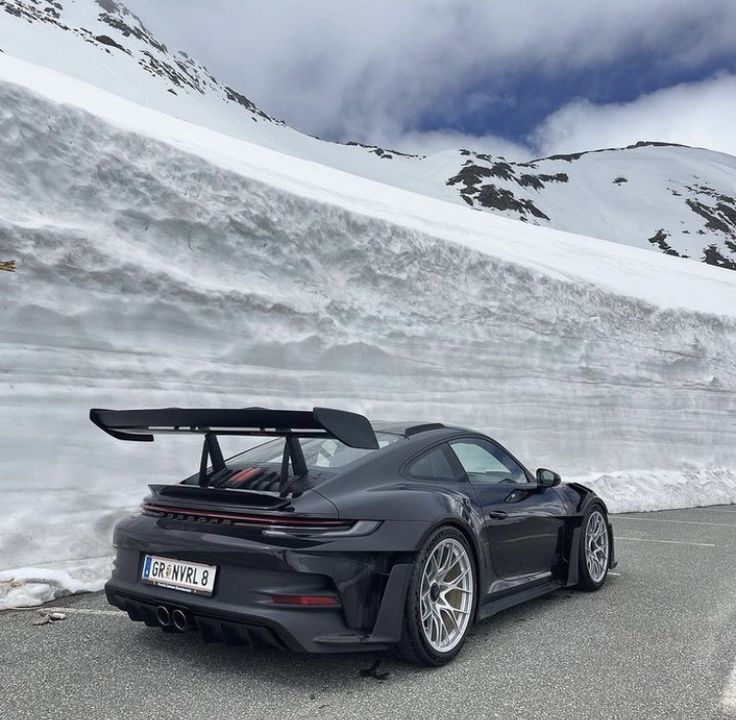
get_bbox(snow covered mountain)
[2,0,736,270]
[445,143,736,270]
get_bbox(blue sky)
[126,0,736,159]
[441,50,736,147]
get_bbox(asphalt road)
[3,505,736,720]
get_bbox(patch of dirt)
[359,659,390,681]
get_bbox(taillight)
[140,503,380,537]
[141,502,346,526]
[262,520,381,538]
[272,594,339,606]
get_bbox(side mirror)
[536,468,561,488]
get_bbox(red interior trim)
[228,467,263,485]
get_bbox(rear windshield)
[226,432,400,471]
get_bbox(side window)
[449,439,528,485]
[406,445,458,481]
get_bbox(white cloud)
[126,0,736,153]
[534,73,736,157]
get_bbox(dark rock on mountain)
[95,33,126,52]
[648,229,686,258]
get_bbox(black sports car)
[94,406,615,666]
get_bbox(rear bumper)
[107,589,288,648]
[106,513,423,653]
[106,562,412,653]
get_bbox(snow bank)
[0,559,110,610]
[568,470,736,514]
[1,55,735,606]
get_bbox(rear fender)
[411,510,487,619]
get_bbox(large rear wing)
[89,407,378,448]
[89,406,378,493]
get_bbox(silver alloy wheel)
[420,537,474,653]
[585,510,609,583]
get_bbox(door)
[448,438,566,583]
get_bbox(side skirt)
[476,579,565,622]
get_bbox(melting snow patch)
[0,558,111,610]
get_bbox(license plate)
[141,555,217,596]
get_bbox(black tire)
[395,526,477,666]
[577,504,610,591]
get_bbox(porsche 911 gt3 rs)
[93,406,615,666]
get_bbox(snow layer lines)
[1,54,735,607]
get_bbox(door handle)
[488,511,509,520]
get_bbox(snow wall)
[1,69,735,606]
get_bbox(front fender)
[560,483,616,584]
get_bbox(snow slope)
[0,0,426,187]
[1,53,736,607]
[1,0,736,270]
[445,144,736,269]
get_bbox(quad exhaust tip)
[155,606,171,627]
[155,605,189,632]
[171,608,189,632]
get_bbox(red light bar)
[141,503,349,527]
[272,594,339,606]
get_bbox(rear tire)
[578,505,610,591]
[395,526,477,666]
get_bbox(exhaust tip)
[155,606,171,627]
[171,608,189,632]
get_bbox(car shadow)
[126,585,588,687]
